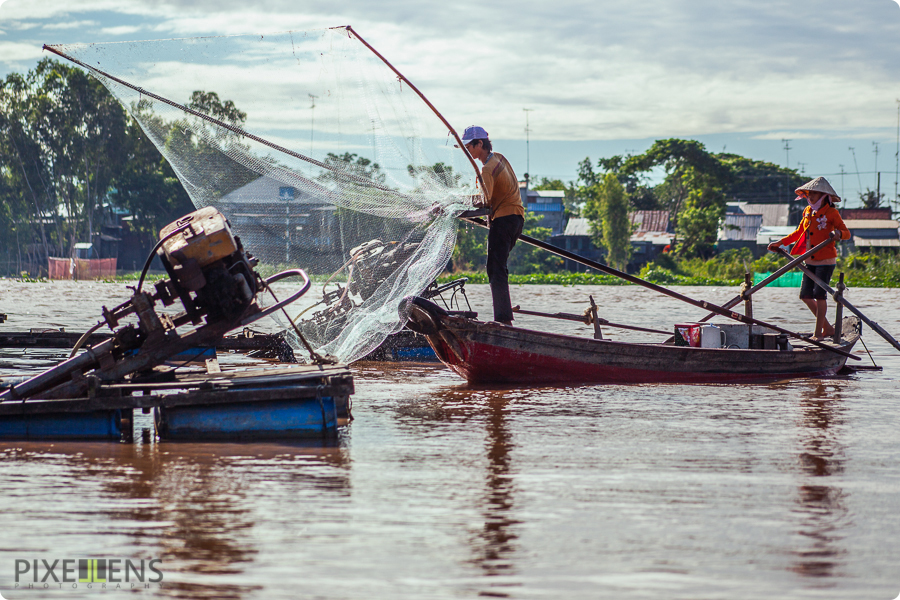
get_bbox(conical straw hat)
[795,176,840,202]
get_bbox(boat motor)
[0,207,310,402]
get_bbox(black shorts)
[799,264,836,300]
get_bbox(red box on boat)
[674,323,701,347]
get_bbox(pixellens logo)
[9,558,163,592]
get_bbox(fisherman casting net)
[46,27,478,363]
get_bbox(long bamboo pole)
[775,248,900,352]
[344,26,487,195]
[512,307,671,335]
[462,216,858,360]
[41,44,396,194]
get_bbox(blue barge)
[0,364,352,441]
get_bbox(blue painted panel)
[0,410,122,440]
[393,346,437,361]
[527,203,563,212]
[158,397,337,439]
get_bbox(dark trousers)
[799,263,836,300]
[486,214,524,322]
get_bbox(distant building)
[843,219,900,251]
[549,218,603,271]
[549,211,674,273]
[756,226,797,249]
[718,213,764,255]
[217,175,342,269]
[722,202,792,257]
[519,184,567,235]
[839,207,892,220]
[629,210,673,268]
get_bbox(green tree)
[0,59,254,274]
[451,220,486,271]
[582,173,632,270]
[0,58,128,261]
[407,161,462,188]
[109,112,194,239]
[859,188,884,209]
[508,212,563,274]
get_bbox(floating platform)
[0,364,352,441]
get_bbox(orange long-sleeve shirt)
[776,204,850,262]
[480,152,525,220]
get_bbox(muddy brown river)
[0,280,898,599]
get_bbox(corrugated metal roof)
[527,189,565,199]
[563,217,592,236]
[840,208,893,220]
[854,236,900,247]
[756,226,797,246]
[843,219,900,229]
[738,203,789,227]
[630,231,673,245]
[630,210,670,232]
[719,214,762,241]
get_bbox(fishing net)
[46,27,479,363]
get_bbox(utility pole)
[849,146,863,192]
[839,164,845,199]
[523,108,533,188]
[895,99,899,212]
[782,138,792,169]
[873,141,880,191]
[309,94,318,155]
[797,162,806,175]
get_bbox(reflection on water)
[790,383,848,581]
[2,283,900,598]
[0,433,349,599]
[394,384,521,591]
[474,394,519,580]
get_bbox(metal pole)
[895,99,899,213]
[309,93,318,156]
[850,146,863,194]
[523,108,533,179]
[782,138,791,169]
[873,141,880,191]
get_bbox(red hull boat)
[406,298,861,385]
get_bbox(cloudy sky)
[2,0,900,205]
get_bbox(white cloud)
[100,25,143,36]
[0,40,44,63]
[43,20,99,30]
[2,0,900,146]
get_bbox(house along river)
[0,280,898,599]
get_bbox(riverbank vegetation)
[439,249,900,288]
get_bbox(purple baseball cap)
[460,125,489,143]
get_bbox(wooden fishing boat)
[405,298,862,385]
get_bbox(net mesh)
[48,28,478,363]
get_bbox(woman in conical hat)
[767,176,850,340]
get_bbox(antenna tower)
[523,108,534,183]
